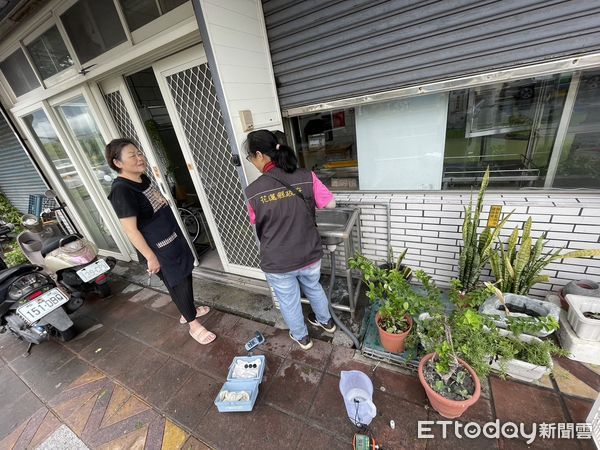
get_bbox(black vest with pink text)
[245,167,322,273]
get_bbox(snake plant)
[458,168,512,292]
[490,217,600,294]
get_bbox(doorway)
[99,46,262,279]
[124,67,220,269]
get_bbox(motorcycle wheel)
[97,283,112,298]
[56,326,76,342]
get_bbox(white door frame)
[152,46,263,279]
[92,74,199,265]
[44,86,135,259]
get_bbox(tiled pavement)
[0,276,598,449]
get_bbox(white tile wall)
[336,192,600,297]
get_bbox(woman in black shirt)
[105,138,216,345]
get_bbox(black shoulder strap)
[262,172,316,223]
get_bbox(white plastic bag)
[339,370,377,426]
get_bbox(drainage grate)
[165,63,259,268]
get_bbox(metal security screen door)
[96,77,199,264]
[152,47,261,278]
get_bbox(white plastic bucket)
[339,370,377,426]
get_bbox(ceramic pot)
[376,312,412,353]
[418,353,481,419]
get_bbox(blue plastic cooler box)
[214,380,260,413]
[226,355,266,382]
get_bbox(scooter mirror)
[44,189,57,199]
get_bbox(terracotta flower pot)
[375,312,413,353]
[418,352,481,419]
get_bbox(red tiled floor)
[373,366,428,406]
[288,338,333,371]
[225,316,268,344]
[562,395,595,439]
[326,345,373,375]
[294,424,348,450]
[134,358,195,409]
[162,370,220,430]
[491,377,567,426]
[555,357,600,392]
[257,326,292,357]
[371,389,428,450]
[264,360,323,415]
[307,373,364,436]
[197,402,305,450]
[185,336,246,380]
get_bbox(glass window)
[159,0,188,12]
[119,0,160,32]
[22,109,119,252]
[553,69,600,189]
[0,49,40,97]
[118,0,188,32]
[290,71,600,191]
[291,108,358,189]
[443,75,570,189]
[60,0,127,64]
[55,95,117,196]
[26,26,73,79]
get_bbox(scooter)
[17,193,116,307]
[0,264,78,350]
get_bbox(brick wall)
[332,192,600,298]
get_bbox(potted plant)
[457,167,512,292]
[489,217,600,295]
[349,253,442,353]
[479,285,561,338]
[379,247,412,281]
[417,315,481,419]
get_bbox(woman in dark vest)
[105,138,216,345]
[245,130,336,350]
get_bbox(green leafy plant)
[489,217,600,294]
[420,315,477,400]
[4,245,27,267]
[349,253,442,334]
[0,193,23,228]
[458,167,512,292]
[449,279,496,309]
[416,307,563,380]
[484,282,560,336]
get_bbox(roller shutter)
[263,0,600,109]
[0,111,47,213]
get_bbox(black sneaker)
[307,313,337,333]
[289,331,313,350]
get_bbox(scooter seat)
[0,264,40,286]
[41,234,82,258]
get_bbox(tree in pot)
[417,316,481,419]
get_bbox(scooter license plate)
[17,288,70,325]
[76,259,110,282]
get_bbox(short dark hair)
[105,138,137,173]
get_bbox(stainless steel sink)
[316,208,359,246]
